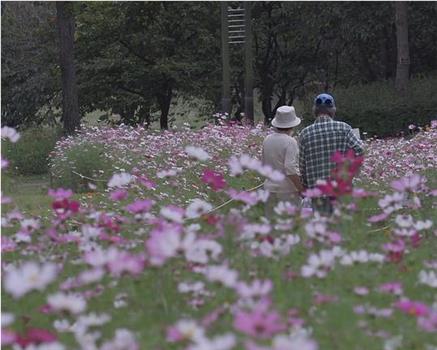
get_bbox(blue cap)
[314,93,335,107]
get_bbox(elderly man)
[299,93,364,214]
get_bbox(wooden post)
[395,1,410,94]
[221,2,231,116]
[243,1,254,125]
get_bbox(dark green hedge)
[300,75,437,138]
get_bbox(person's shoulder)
[333,120,352,130]
[299,124,316,140]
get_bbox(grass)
[2,166,437,349]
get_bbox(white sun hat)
[271,106,301,128]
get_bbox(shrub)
[300,75,437,137]
[1,127,61,175]
[50,141,115,193]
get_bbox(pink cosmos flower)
[107,252,145,277]
[1,156,10,169]
[378,282,403,295]
[201,169,227,191]
[52,199,80,221]
[313,293,338,305]
[233,302,286,339]
[391,174,423,193]
[395,300,429,317]
[109,189,128,201]
[1,328,16,346]
[136,175,156,189]
[383,239,405,263]
[417,311,437,332]
[227,189,258,205]
[368,212,389,223]
[48,188,73,200]
[15,328,57,347]
[125,199,154,214]
[1,236,16,252]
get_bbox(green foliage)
[252,2,437,123]
[2,127,61,175]
[300,75,437,137]
[50,142,114,192]
[1,2,60,127]
[75,2,221,128]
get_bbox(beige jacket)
[262,132,300,193]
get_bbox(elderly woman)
[262,105,304,217]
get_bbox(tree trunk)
[157,87,172,130]
[395,1,410,93]
[56,2,80,135]
[262,97,272,126]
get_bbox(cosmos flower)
[185,146,211,161]
[234,302,285,339]
[4,262,58,299]
[47,293,87,314]
[108,172,132,188]
[1,126,20,143]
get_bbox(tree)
[75,2,221,129]
[56,1,80,134]
[1,2,60,128]
[395,1,410,93]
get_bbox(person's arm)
[285,140,304,195]
[346,128,364,156]
[298,137,308,190]
[288,174,304,195]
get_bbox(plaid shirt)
[298,115,364,189]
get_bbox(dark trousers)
[312,197,335,216]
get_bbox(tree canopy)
[2,1,437,129]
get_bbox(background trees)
[2,1,437,133]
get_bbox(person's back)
[263,132,299,193]
[299,117,361,189]
[299,93,363,214]
[262,106,304,217]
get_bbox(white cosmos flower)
[4,261,57,299]
[419,270,437,288]
[47,292,87,314]
[203,265,239,288]
[301,250,336,278]
[185,146,211,161]
[186,199,213,218]
[1,312,15,327]
[101,328,139,350]
[172,319,205,343]
[414,220,433,231]
[185,239,222,264]
[107,172,132,188]
[272,332,318,350]
[160,205,185,223]
[1,126,20,143]
[188,333,236,350]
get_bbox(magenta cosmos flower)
[233,303,286,339]
[201,169,227,191]
[395,300,429,317]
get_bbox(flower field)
[1,122,437,350]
